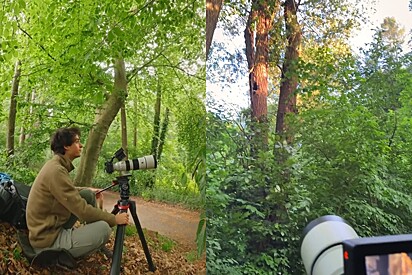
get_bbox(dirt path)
[97,190,200,248]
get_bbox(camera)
[104,148,157,174]
[300,215,412,274]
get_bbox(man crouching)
[26,127,129,258]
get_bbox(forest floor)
[0,191,206,274]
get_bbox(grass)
[124,224,138,237]
[13,247,22,260]
[158,235,175,252]
[185,251,199,263]
[112,224,137,238]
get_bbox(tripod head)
[114,175,132,201]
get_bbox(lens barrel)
[112,155,157,172]
[300,215,358,275]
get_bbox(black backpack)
[0,173,31,229]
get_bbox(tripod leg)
[111,203,120,215]
[110,202,124,275]
[110,223,126,275]
[129,200,156,272]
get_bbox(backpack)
[0,173,31,229]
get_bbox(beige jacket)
[26,154,116,248]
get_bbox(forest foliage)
[0,0,205,258]
[207,0,412,274]
[0,0,204,199]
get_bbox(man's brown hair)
[50,127,81,154]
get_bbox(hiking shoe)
[31,249,77,269]
[100,246,113,259]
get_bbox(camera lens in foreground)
[301,215,359,275]
[112,155,157,172]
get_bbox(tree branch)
[82,0,156,61]
[16,20,57,62]
[157,53,201,101]
[126,49,166,83]
[155,55,205,81]
[20,64,50,77]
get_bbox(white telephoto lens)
[301,215,359,275]
[112,155,157,171]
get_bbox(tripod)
[99,174,156,274]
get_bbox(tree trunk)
[121,105,128,158]
[206,0,223,58]
[132,94,138,149]
[275,0,301,143]
[27,90,37,140]
[157,107,169,162]
[244,0,275,150]
[151,80,161,156]
[19,92,32,145]
[7,61,21,156]
[74,59,127,186]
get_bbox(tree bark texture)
[151,81,161,156]
[121,105,128,158]
[132,96,138,149]
[206,0,223,58]
[245,0,275,149]
[157,107,169,162]
[19,92,31,145]
[7,61,21,156]
[275,0,301,142]
[74,59,127,186]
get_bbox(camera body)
[343,234,412,275]
[301,215,412,275]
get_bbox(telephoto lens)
[112,155,157,172]
[301,215,359,275]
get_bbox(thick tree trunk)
[7,61,21,156]
[245,0,274,150]
[74,59,127,186]
[151,81,161,156]
[275,0,301,143]
[245,8,256,104]
[206,0,223,57]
